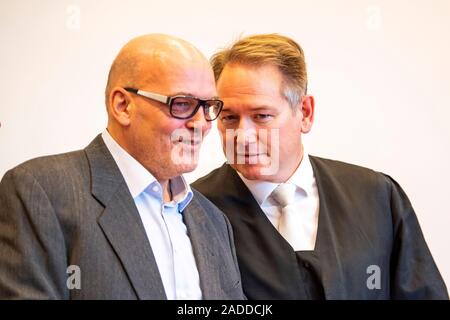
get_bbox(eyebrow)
[221,106,275,112]
[170,92,220,100]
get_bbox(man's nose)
[236,119,257,145]
[186,106,210,131]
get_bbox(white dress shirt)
[101,130,202,300]
[238,149,320,251]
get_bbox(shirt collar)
[169,175,193,212]
[101,130,193,210]
[286,148,315,196]
[238,146,315,206]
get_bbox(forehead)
[217,64,286,107]
[143,55,217,98]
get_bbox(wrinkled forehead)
[139,52,216,98]
[155,50,210,74]
[136,37,207,68]
[129,44,209,82]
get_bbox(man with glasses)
[0,34,244,299]
[193,34,448,299]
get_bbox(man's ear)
[108,87,132,126]
[300,95,315,133]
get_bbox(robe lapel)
[309,156,348,299]
[220,165,307,298]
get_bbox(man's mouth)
[237,153,259,156]
[178,137,202,146]
[236,153,267,158]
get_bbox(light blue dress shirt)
[102,130,202,300]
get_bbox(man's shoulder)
[2,135,106,186]
[311,154,388,176]
[309,155,394,192]
[310,155,376,174]
[1,149,89,191]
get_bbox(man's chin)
[176,163,198,175]
[232,163,272,181]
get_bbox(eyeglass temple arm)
[124,88,169,104]
[124,87,138,94]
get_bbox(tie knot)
[271,183,296,208]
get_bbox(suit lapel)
[85,135,166,300]
[182,198,222,299]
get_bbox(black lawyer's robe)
[192,156,448,299]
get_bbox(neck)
[108,126,173,202]
[274,145,304,183]
[271,145,305,183]
[160,179,172,203]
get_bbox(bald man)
[0,34,245,300]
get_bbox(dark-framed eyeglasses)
[124,88,224,121]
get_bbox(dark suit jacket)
[0,135,244,299]
[192,156,448,299]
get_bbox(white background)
[1,0,449,289]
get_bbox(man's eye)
[174,102,189,106]
[254,114,273,121]
[173,100,193,108]
[220,115,238,122]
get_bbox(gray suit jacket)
[0,135,244,299]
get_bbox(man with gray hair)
[193,33,448,299]
[0,34,244,300]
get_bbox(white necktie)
[271,183,308,251]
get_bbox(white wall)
[1,0,449,289]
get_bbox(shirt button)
[303,262,310,268]
[152,185,159,193]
